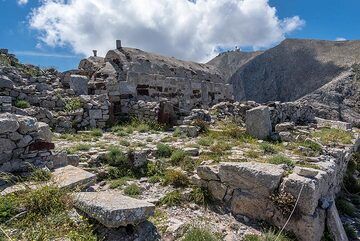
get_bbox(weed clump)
[163,169,189,187]
[156,144,173,158]
[15,99,30,109]
[124,183,142,197]
[160,190,182,206]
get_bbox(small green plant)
[246,150,261,159]
[260,142,278,154]
[170,149,187,166]
[190,187,210,206]
[210,141,232,153]
[119,140,131,146]
[0,194,17,222]
[156,143,173,158]
[124,183,142,197]
[173,127,182,137]
[67,143,91,154]
[163,169,189,187]
[198,137,214,146]
[90,128,103,137]
[109,177,132,189]
[182,226,220,241]
[267,155,294,167]
[160,190,182,206]
[28,168,52,182]
[15,99,30,109]
[243,229,293,241]
[64,98,83,112]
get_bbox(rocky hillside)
[207,50,262,80]
[228,39,360,102]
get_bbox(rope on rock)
[275,183,305,241]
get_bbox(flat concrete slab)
[73,191,155,228]
[52,165,96,189]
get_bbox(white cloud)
[14,51,79,58]
[17,0,28,5]
[29,0,305,62]
[335,37,347,41]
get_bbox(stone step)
[73,191,155,228]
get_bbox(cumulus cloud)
[17,0,28,5]
[29,0,305,62]
[335,37,347,41]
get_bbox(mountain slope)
[207,50,262,80]
[229,39,360,103]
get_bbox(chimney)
[92,50,97,57]
[116,40,122,49]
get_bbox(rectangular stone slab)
[52,165,96,189]
[73,191,155,228]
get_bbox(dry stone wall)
[195,128,360,241]
[0,113,54,173]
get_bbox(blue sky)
[0,0,359,71]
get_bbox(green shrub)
[182,227,220,241]
[124,184,142,197]
[23,186,67,217]
[105,147,128,167]
[173,127,182,137]
[90,128,103,137]
[160,191,182,206]
[148,175,162,183]
[156,144,173,158]
[210,141,232,153]
[180,156,200,172]
[0,195,17,222]
[28,168,52,182]
[243,229,293,241]
[119,140,131,147]
[163,169,189,187]
[260,142,278,154]
[170,150,187,166]
[109,177,131,189]
[190,187,210,206]
[267,155,294,167]
[198,137,214,146]
[64,98,83,112]
[147,160,166,177]
[15,99,30,109]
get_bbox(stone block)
[52,165,96,189]
[245,106,272,140]
[18,116,38,134]
[197,165,220,181]
[218,162,284,195]
[0,113,19,134]
[89,109,102,120]
[73,191,155,228]
[69,75,89,95]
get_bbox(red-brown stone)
[29,141,55,151]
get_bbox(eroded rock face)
[73,191,155,228]
[245,106,272,140]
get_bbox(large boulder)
[245,106,272,140]
[73,191,155,228]
[0,113,19,134]
[69,74,89,95]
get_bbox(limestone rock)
[178,125,199,137]
[0,113,19,134]
[17,116,38,134]
[0,75,14,89]
[245,106,272,140]
[275,122,295,132]
[52,165,96,189]
[73,191,155,228]
[37,122,52,142]
[294,166,319,178]
[327,204,349,241]
[69,75,89,95]
[208,180,227,201]
[0,138,16,153]
[218,162,284,195]
[197,165,220,181]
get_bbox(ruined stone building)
[76,41,233,123]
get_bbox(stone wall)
[195,130,360,241]
[209,101,315,127]
[0,113,54,173]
